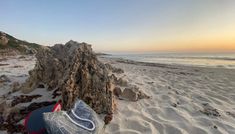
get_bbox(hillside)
[0,31,42,55]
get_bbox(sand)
[99,57,235,134]
[0,55,60,133]
[1,55,235,134]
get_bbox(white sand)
[100,57,235,134]
[0,55,59,114]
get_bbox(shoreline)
[100,56,235,134]
[100,56,235,71]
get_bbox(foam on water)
[105,52,235,69]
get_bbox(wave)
[157,56,235,61]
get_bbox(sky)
[1,0,235,52]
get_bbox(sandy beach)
[0,56,60,133]
[1,55,235,134]
[1,1,235,133]
[99,57,235,134]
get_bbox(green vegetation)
[0,31,41,54]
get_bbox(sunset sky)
[1,0,235,52]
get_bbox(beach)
[0,55,59,133]
[2,1,235,133]
[1,55,235,134]
[99,57,235,134]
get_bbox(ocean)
[105,52,235,69]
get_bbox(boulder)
[121,86,149,101]
[21,40,114,114]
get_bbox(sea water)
[105,52,235,69]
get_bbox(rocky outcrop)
[21,40,114,114]
[0,31,41,55]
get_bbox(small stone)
[104,114,113,124]
[121,87,139,101]
[147,81,154,84]
[121,86,149,101]
[200,104,220,117]
[214,125,217,129]
[113,87,122,97]
[172,103,177,107]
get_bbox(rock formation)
[21,40,113,114]
[121,86,150,101]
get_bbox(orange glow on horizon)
[99,31,235,52]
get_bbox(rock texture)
[21,40,113,114]
[120,86,150,101]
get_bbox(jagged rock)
[21,40,114,114]
[104,114,113,125]
[121,86,149,101]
